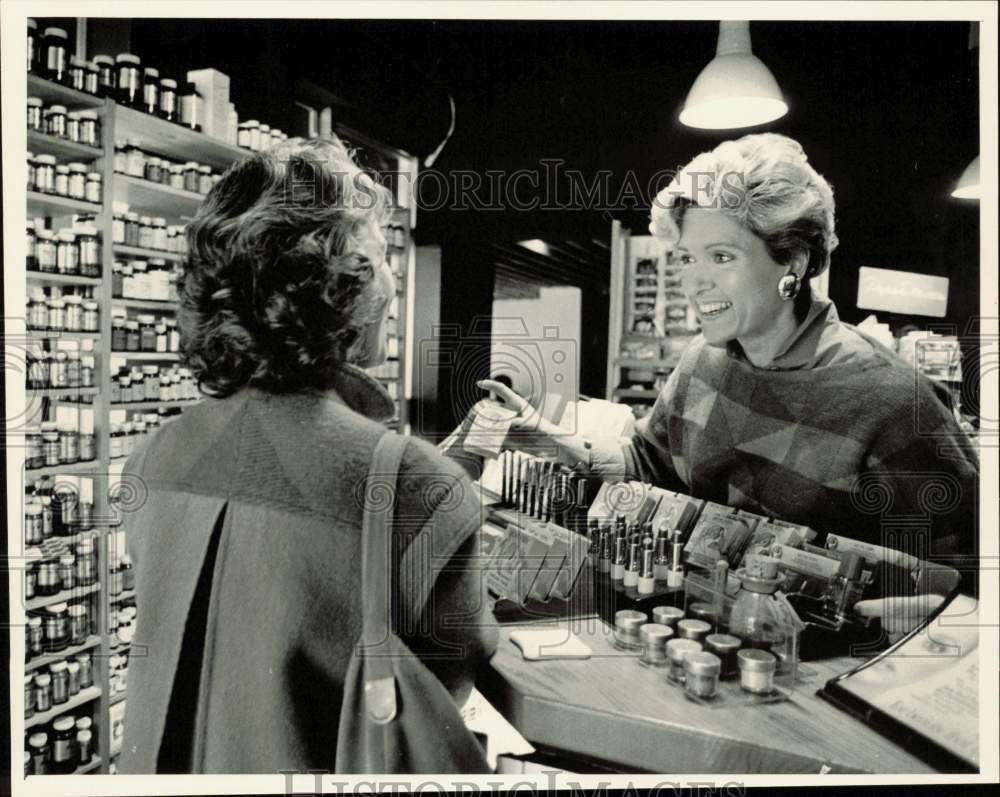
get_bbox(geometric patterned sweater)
[591,299,979,581]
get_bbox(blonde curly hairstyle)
[650,134,839,281]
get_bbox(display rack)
[24,70,417,776]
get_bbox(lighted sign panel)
[856,267,949,318]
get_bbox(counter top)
[482,617,936,774]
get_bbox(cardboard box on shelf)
[187,68,231,141]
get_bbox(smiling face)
[675,208,801,361]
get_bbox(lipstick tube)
[624,539,640,587]
[611,536,626,581]
[639,547,656,595]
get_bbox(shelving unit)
[25,687,103,731]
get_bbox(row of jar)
[27,224,102,278]
[114,140,219,194]
[28,156,103,205]
[24,478,96,536]
[236,120,289,152]
[27,289,100,332]
[27,348,97,393]
[112,204,187,254]
[112,315,181,352]
[109,649,132,698]
[27,591,96,649]
[111,366,198,405]
[108,411,181,461]
[113,259,183,303]
[25,416,98,470]
[24,547,99,607]
[27,100,101,148]
[24,713,96,776]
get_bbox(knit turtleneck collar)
[324,362,396,422]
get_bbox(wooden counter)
[481,618,936,774]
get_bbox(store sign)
[856,267,949,318]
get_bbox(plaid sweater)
[592,300,979,573]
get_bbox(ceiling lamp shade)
[951,155,980,200]
[680,21,788,130]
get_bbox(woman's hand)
[476,380,562,438]
[854,594,946,644]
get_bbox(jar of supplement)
[684,651,722,699]
[69,55,87,91]
[48,298,66,332]
[79,111,100,148]
[67,163,87,199]
[77,729,92,766]
[43,27,69,83]
[613,609,647,650]
[50,660,70,705]
[28,615,45,658]
[64,294,83,330]
[76,491,93,531]
[112,203,127,243]
[53,485,77,535]
[28,290,47,329]
[122,554,136,591]
[40,496,55,540]
[85,61,100,95]
[639,622,674,666]
[183,161,200,193]
[58,554,76,591]
[125,139,144,177]
[26,502,44,545]
[139,315,156,350]
[116,53,142,106]
[75,536,97,586]
[81,355,95,388]
[137,216,153,249]
[113,139,127,173]
[144,156,161,184]
[737,648,777,695]
[45,105,68,138]
[676,618,711,644]
[51,716,77,774]
[237,121,253,148]
[75,653,93,688]
[58,423,79,464]
[167,318,180,352]
[666,637,702,684]
[56,230,78,275]
[142,367,159,399]
[66,661,81,696]
[169,163,184,189]
[36,231,56,274]
[66,111,81,143]
[27,426,45,467]
[259,123,272,151]
[159,77,178,121]
[94,54,115,95]
[155,321,168,353]
[84,172,101,204]
[28,18,39,73]
[28,731,49,775]
[125,212,140,246]
[42,427,61,468]
[198,164,213,194]
[152,218,168,252]
[705,633,742,679]
[111,318,128,352]
[119,371,133,403]
[246,119,261,150]
[54,164,70,196]
[44,603,69,652]
[82,300,99,332]
[25,674,36,718]
[142,66,160,114]
[133,260,150,298]
[34,154,56,193]
[27,97,43,131]
[27,151,36,190]
[179,82,203,131]
[79,425,96,462]
[68,603,88,646]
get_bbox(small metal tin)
[676,618,712,643]
[639,622,674,666]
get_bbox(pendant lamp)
[680,21,788,130]
[951,155,980,200]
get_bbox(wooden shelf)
[75,756,102,775]
[27,130,104,162]
[24,459,103,480]
[113,104,247,170]
[27,191,102,218]
[26,272,103,287]
[111,399,198,411]
[111,298,179,312]
[26,582,101,613]
[113,244,185,262]
[113,174,205,218]
[28,386,100,399]
[25,686,102,730]
[109,351,180,362]
[27,75,105,110]
[26,635,102,673]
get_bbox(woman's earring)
[777,272,801,301]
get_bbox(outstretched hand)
[476,380,560,437]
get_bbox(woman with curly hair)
[482,133,978,635]
[119,138,494,774]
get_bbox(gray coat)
[118,366,487,773]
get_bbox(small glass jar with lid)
[67,163,87,199]
[142,368,159,400]
[45,104,68,138]
[26,426,45,467]
[119,370,133,403]
[139,315,157,351]
[34,673,54,715]
[167,318,180,352]
[77,227,101,277]
[75,652,93,688]
[141,66,160,114]
[125,212,141,247]
[79,421,96,461]
[26,502,44,545]
[68,54,88,91]
[27,614,45,659]
[78,110,100,147]
[131,260,149,298]
[56,230,78,275]
[28,18,39,73]
[58,554,77,591]
[36,230,57,272]
[125,138,144,177]
[51,716,76,774]
[50,660,71,706]
[84,172,102,204]
[68,603,89,646]
[82,300,99,332]
[94,54,115,95]
[198,164,213,194]
[183,161,200,193]
[116,53,143,106]
[27,151,36,190]
[113,138,127,173]
[27,97,44,131]
[66,111,81,143]
[41,423,61,467]
[81,354,95,388]
[169,163,184,189]
[159,77,178,121]
[66,661,81,697]
[84,60,100,95]
[179,82,203,131]
[144,156,163,184]
[54,164,70,196]
[125,320,141,352]
[27,223,38,271]
[152,218,168,251]
[155,321,169,353]
[138,216,155,249]
[44,603,69,652]
[112,202,127,243]
[48,297,66,332]
[111,316,127,350]
[75,535,97,587]
[58,422,79,463]
[63,293,83,331]
[34,154,56,193]
[44,26,70,82]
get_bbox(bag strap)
[359,431,410,724]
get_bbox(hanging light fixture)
[680,21,788,130]
[951,155,980,200]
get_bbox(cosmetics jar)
[652,605,684,628]
[738,648,777,695]
[684,651,722,699]
[614,609,647,650]
[676,618,711,644]
[705,633,741,679]
[639,622,674,666]
[666,638,702,684]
